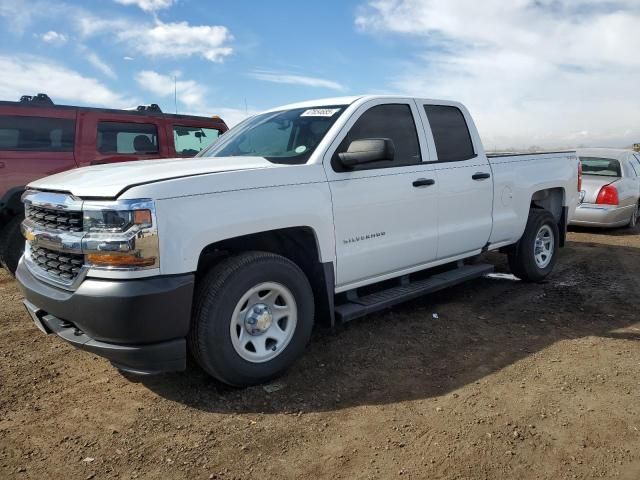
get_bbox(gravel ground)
[1,229,639,479]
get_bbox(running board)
[334,263,494,323]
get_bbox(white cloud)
[40,30,67,46]
[76,14,133,38]
[85,52,117,79]
[135,70,204,108]
[0,0,38,34]
[114,0,174,12]
[134,70,255,126]
[0,55,132,107]
[356,0,640,149]
[249,69,345,91]
[119,21,233,62]
[201,107,255,128]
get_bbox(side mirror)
[338,138,395,168]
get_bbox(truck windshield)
[198,106,347,164]
[580,157,621,177]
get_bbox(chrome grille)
[30,246,84,281]
[26,205,83,232]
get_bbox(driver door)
[323,99,440,290]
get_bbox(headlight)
[84,209,152,233]
[82,199,159,270]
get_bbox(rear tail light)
[595,184,619,205]
[577,161,582,192]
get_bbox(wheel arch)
[196,227,335,327]
[529,187,567,246]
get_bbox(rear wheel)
[508,209,559,282]
[628,204,638,229]
[189,251,314,386]
[0,214,25,276]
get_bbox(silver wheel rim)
[632,208,638,227]
[534,224,554,269]
[230,282,297,363]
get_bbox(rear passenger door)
[417,102,493,260]
[324,99,439,290]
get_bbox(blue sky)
[1,0,639,149]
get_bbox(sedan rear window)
[580,157,621,177]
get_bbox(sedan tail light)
[595,184,619,205]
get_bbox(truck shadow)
[137,241,640,414]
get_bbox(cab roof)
[262,95,466,114]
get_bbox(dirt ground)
[1,228,639,480]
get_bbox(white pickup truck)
[16,96,580,386]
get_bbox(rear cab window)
[423,105,476,162]
[173,125,220,156]
[0,115,75,151]
[97,122,158,154]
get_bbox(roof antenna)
[174,75,178,114]
[244,97,248,116]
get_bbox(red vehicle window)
[172,125,221,156]
[0,115,75,152]
[97,121,159,154]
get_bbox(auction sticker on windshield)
[300,108,340,117]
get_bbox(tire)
[628,204,638,229]
[189,251,314,386]
[0,214,25,276]
[507,209,559,282]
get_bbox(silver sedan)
[570,148,640,228]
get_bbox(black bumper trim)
[24,302,186,374]
[17,259,194,374]
[17,259,194,344]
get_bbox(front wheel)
[189,252,314,386]
[508,209,559,282]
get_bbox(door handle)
[413,178,435,187]
[472,172,491,180]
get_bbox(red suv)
[0,93,228,274]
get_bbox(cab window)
[424,105,476,162]
[333,103,422,172]
[173,125,221,156]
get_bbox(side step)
[334,263,494,322]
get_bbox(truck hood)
[28,156,277,198]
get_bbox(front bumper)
[569,203,633,228]
[16,258,195,374]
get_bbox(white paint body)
[29,96,580,292]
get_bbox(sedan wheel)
[629,206,638,229]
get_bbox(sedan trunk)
[581,175,620,204]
